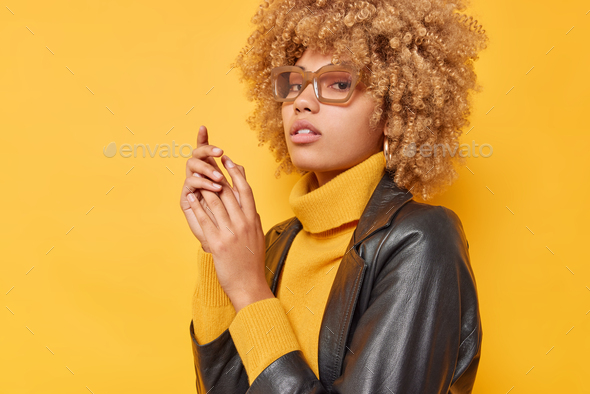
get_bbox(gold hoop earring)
[383,136,394,163]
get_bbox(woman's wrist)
[231,285,275,314]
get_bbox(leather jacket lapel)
[262,172,414,390]
[264,216,302,293]
[318,172,414,389]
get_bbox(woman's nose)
[293,83,319,113]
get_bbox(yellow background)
[1,0,589,392]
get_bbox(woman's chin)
[290,156,323,173]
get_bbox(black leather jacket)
[190,171,483,393]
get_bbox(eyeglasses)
[270,64,361,104]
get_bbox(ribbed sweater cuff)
[191,299,236,345]
[229,297,302,384]
[191,246,236,345]
[195,246,232,306]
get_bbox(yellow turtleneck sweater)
[191,151,385,386]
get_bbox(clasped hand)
[181,126,274,313]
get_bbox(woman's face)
[281,48,386,187]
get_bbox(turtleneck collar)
[288,151,386,234]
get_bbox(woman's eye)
[330,81,351,91]
[289,84,302,91]
[332,82,350,90]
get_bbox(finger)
[189,126,229,186]
[237,164,246,181]
[212,169,245,223]
[183,177,220,209]
[184,173,223,194]
[192,140,224,161]
[200,188,231,229]
[221,155,257,218]
[195,125,222,174]
[196,125,210,149]
[231,165,245,205]
[187,187,219,235]
[186,126,223,178]
[181,196,209,245]
[186,156,229,187]
[186,160,241,213]
[182,182,221,228]
[191,145,224,166]
[203,155,229,186]
[232,187,242,207]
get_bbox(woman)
[180,0,487,392]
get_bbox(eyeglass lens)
[275,70,353,101]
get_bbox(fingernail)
[193,173,201,178]
[225,157,235,168]
[213,170,223,179]
[212,147,222,155]
[187,193,195,202]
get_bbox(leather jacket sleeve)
[190,322,249,393]
[246,205,482,393]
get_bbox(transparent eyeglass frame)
[270,64,362,104]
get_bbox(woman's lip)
[290,133,322,144]
[290,120,322,135]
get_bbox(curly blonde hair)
[229,0,488,200]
